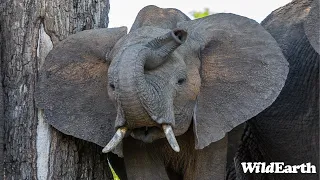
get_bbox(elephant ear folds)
[304,0,319,54]
[36,27,127,148]
[178,14,289,149]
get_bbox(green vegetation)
[191,8,212,19]
[108,161,120,180]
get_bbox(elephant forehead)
[128,26,171,41]
[111,27,172,55]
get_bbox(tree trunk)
[0,40,4,179]
[0,0,114,179]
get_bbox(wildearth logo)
[241,162,317,173]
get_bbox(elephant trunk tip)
[144,29,187,70]
[146,29,187,52]
[171,29,187,44]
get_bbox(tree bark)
[0,34,4,179]
[0,0,114,179]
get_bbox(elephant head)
[36,6,288,157]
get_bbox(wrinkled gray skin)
[227,0,319,180]
[36,5,292,180]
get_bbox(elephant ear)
[36,27,127,147]
[130,5,190,32]
[178,14,289,149]
[304,0,319,54]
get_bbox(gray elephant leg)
[227,123,245,168]
[225,123,245,180]
[227,122,272,180]
[187,136,227,180]
[123,137,170,180]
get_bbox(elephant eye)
[109,83,115,90]
[177,78,186,85]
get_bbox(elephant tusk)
[162,124,180,152]
[102,127,127,153]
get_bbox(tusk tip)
[102,146,111,153]
[102,127,128,154]
[162,124,180,153]
[173,146,180,152]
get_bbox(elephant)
[227,0,319,179]
[35,5,294,180]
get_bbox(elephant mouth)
[102,124,180,154]
[130,126,165,143]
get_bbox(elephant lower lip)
[130,126,165,143]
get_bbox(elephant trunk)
[117,29,187,128]
[145,29,187,70]
[116,49,154,128]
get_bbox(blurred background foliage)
[190,8,213,19]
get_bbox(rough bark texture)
[0,0,114,179]
[0,29,4,179]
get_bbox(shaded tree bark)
[0,0,114,179]
[0,27,4,179]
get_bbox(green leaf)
[191,8,212,19]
